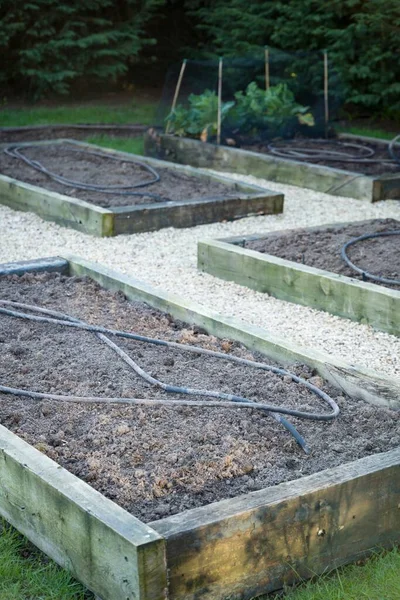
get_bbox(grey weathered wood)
[67,255,400,409]
[197,224,400,337]
[144,131,400,202]
[0,256,68,276]
[1,255,400,600]
[150,448,400,600]
[0,424,167,600]
[0,174,113,236]
[0,139,283,236]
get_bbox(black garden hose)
[341,230,400,286]
[267,137,399,165]
[388,134,400,165]
[0,299,341,454]
[4,142,171,203]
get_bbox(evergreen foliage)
[0,0,163,98]
[185,0,400,116]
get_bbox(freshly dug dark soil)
[245,218,400,291]
[0,272,398,522]
[241,138,399,176]
[0,142,237,207]
[0,125,146,144]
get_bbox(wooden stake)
[324,50,329,137]
[166,59,187,134]
[264,46,270,91]
[217,57,223,145]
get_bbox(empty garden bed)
[145,131,400,201]
[198,218,400,336]
[0,139,283,236]
[0,257,399,600]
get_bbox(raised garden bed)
[198,218,400,336]
[144,130,400,202]
[0,256,399,600]
[0,139,283,236]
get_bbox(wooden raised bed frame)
[0,139,283,236]
[0,256,399,600]
[197,220,400,337]
[144,131,400,202]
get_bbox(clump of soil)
[245,218,400,290]
[0,142,238,207]
[240,138,399,176]
[0,272,398,522]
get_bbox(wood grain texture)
[144,132,400,202]
[151,449,400,600]
[0,424,167,600]
[0,139,283,235]
[197,236,400,337]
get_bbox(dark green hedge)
[0,0,163,98]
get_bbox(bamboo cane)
[324,50,329,137]
[265,46,270,91]
[217,57,223,145]
[166,59,187,134]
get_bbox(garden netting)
[156,49,344,145]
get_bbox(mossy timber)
[197,220,400,337]
[144,131,400,202]
[0,140,283,236]
[0,256,399,600]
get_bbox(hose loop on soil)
[341,230,400,286]
[267,138,399,164]
[0,300,342,453]
[388,134,400,165]
[4,143,172,203]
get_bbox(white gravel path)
[0,173,399,379]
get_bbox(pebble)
[0,175,400,379]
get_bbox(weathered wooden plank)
[0,256,68,276]
[67,256,400,409]
[151,448,400,600]
[197,233,400,337]
[144,132,400,202]
[0,174,114,236]
[0,139,283,235]
[112,194,282,234]
[0,424,167,600]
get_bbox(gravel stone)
[0,170,399,379]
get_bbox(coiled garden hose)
[341,230,400,286]
[388,134,400,165]
[4,143,171,203]
[0,299,341,454]
[267,137,399,164]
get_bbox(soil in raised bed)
[240,138,399,176]
[0,125,146,144]
[0,142,238,207]
[0,272,398,522]
[245,218,400,291]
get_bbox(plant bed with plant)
[165,83,399,177]
[1,270,399,523]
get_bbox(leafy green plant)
[230,82,314,136]
[166,90,234,140]
[167,83,314,141]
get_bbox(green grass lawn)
[282,548,400,600]
[86,134,144,155]
[0,520,93,600]
[337,125,397,141]
[0,102,157,127]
